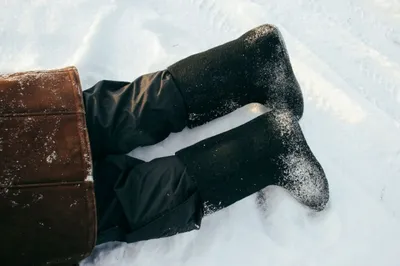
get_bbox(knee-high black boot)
[175,110,329,212]
[168,24,304,127]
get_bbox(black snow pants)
[82,24,329,245]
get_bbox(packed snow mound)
[1,0,400,265]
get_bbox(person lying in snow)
[83,24,330,245]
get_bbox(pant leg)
[93,154,203,245]
[94,111,329,245]
[83,71,188,159]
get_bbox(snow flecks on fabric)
[274,111,295,137]
[0,70,72,114]
[46,150,58,163]
[0,165,24,193]
[203,201,223,215]
[32,193,44,203]
[244,26,301,118]
[255,48,292,109]
[83,152,93,181]
[214,99,241,118]
[70,200,78,208]
[188,100,241,124]
[278,152,328,210]
[267,110,328,210]
[188,112,200,122]
[10,200,19,208]
[258,48,288,88]
[224,99,241,112]
[41,118,61,162]
[244,24,276,46]
[284,153,324,197]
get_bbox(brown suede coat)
[0,67,96,265]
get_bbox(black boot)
[168,24,304,128]
[175,111,329,212]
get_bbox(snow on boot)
[168,24,304,128]
[175,110,329,213]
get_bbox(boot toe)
[279,152,330,211]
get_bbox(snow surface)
[1,0,400,265]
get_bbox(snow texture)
[1,0,400,265]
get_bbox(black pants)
[83,71,205,244]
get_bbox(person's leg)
[175,111,329,212]
[86,24,327,244]
[94,111,329,244]
[93,154,202,245]
[83,24,303,159]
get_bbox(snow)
[1,0,400,265]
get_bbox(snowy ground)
[2,0,400,265]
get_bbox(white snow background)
[1,0,400,265]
